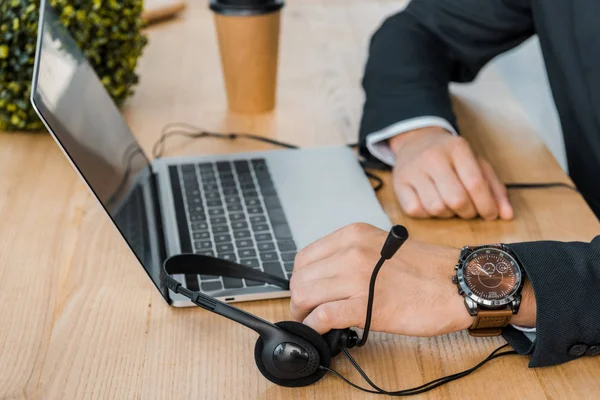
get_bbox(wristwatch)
[452,244,525,337]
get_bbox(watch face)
[458,248,522,306]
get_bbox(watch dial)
[463,250,521,301]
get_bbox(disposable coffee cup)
[210,0,284,113]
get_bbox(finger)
[294,223,374,270]
[303,298,365,334]
[451,143,499,220]
[428,160,478,219]
[294,227,347,270]
[395,183,428,218]
[290,276,357,323]
[479,158,514,220]
[409,175,454,218]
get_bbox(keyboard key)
[203,184,219,191]
[186,196,202,204]
[284,262,294,272]
[257,242,275,252]
[236,239,254,249]
[238,248,257,258]
[219,172,234,180]
[181,164,196,172]
[223,188,239,196]
[225,196,241,204]
[223,277,244,289]
[238,173,253,182]
[215,234,232,243]
[218,252,236,261]
[234,230,251,239]
[255,233,273,242]
[205,192,220,200]
[260,252,279,262]
[257,176,273,187]
[227,204,244,212]
[242,190,258,198]
[245,279,265,287]
[231,221,248,230]
[200,274,218,281]
[247,206,264,214]
[216,161,232,171]
[201,281,223,292]
[240,183,256,190]
[187,189,201,197]
[192,231,210,240]
[278,240,296,252]
[189,214,206,222]
[191,222,208,231]
[211,216,227,225]
[267,209,292,239]
[206,199,222,207]
[230,213,245,221]
[252,223,269,232]
[263,196,282,210]
[234,160,250,174]
[208,208,225,216]
[195,240,213,250]
[249,215,266,224]
[221,180,237,189]
[263,262,285,277]
[195,250,214,257]
[216,243,234,252]
[212,225,229,234]
[246,199,261,207]
[259,185,276,196]
[281,252,296,262]
[198,162,214,170]
[190,206,204,214]
[240,258,259,267]
[185,275,200,292]
[202,178,217,185]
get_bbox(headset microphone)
[161,225,517,393]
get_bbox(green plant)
[0,0,147,131]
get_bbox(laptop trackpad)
[266,146,391,249]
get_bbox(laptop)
[30,0,391,306]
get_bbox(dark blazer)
[358,0,600,367]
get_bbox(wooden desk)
[1,1,599,398]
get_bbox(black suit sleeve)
[359,0,535,163]
[507,237,600,367]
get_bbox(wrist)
[439,248,474,333]
[388,126,452,155]
[511,279,536,327]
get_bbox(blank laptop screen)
[31,0,167,300]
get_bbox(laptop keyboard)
[168,159,296,293]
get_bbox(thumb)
[303,298,365,335]
[479,158,514,220]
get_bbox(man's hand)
[290,223,472,335]
[389,127,513,220]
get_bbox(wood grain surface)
[1,1,599,399]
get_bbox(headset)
[161,225,519,395]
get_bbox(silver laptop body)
[30,0,391,306]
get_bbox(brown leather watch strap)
[468,309,513,337]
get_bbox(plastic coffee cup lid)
[210,0,284,16]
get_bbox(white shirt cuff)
[365,116,458,166]
[511,324,536,333]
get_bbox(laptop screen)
[31,0,168,300]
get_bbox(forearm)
[359,9,456,145]
[509,237,600,366]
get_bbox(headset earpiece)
[254,321,331,387]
